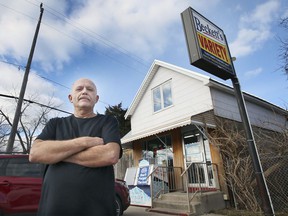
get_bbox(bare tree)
[0,95,61,153]
[0,115,10,150]
[208,117,288,213]
[209,118,261,212]
[279,17,288,76]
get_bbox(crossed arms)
[29,137,121,168]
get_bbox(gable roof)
[125,59,287,119]
[122,60,287,144]
[125,59,211,118]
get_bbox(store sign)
[137,166,150,185]
[181,7,235,80]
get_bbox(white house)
[121,60,287,213]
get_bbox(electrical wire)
[0,60,112,107]
[24,0,150,71]
[0,1,146,107]
[0,93,72,115]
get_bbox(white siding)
[211,89,241,121]
[211,88,287,131]
[130,67,213,136]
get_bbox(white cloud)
[1,0,178,71]
[244,67,263,79]
[69,0,191,59]
[230,0,280,58]
[281,8,288,19]
[0,0,222,72]
[0,0,286,125]
[0,62,63,116]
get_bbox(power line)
[24,0,150,71]
[39,75,69,89]
[0,2,139,108]
[0,59,25,70]
[0,59,113,107]
[40,2,149,67]
[0,93,72,115]
[0,1,149,74]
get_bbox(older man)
[29,78,122,216]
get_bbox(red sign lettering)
[197,33,230,64]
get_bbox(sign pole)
[230,62,275,216]
[181,7,275,215]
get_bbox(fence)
[114,149,134,180]
[261,155,288,215]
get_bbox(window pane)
[5,158,44,177]
[153,87,162,112]
[141,135,173,166]
[162,82,172,108]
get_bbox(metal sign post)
[230,61,275,216]
[181,7,275,216]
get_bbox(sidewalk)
[124,206,225,216]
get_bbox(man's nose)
[82,87,88,94]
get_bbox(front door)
[183,130,216,189]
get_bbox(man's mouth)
[79,97,89,101]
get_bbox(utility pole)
[6,3,44,153]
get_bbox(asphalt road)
[123,206,168,216]
[123,206,225,216]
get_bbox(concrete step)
[156,191,205,203]
[153,199,202,214]
[152,191,225,215]
[153,198,201,209]
[157,191,190,202]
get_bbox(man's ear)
[68,94,73,103]
[95,95,99,103]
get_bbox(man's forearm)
[29,137,104,164]
[64,142,121,168]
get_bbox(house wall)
[130,67,214,136]
[211,88,287,131]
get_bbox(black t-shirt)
[36,114,122,216]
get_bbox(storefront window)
[141,135,173,166]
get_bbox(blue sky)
[0,0,287,116]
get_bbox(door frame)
[182,129,215,188]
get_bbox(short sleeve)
[36,118,59,141]
[102,115,123,159]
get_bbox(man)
[29,78,122,216]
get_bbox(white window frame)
[152,80,173,112]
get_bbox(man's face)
[68,79,99,110]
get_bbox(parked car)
[0,154,130,216]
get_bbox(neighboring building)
[121,60,287,213]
